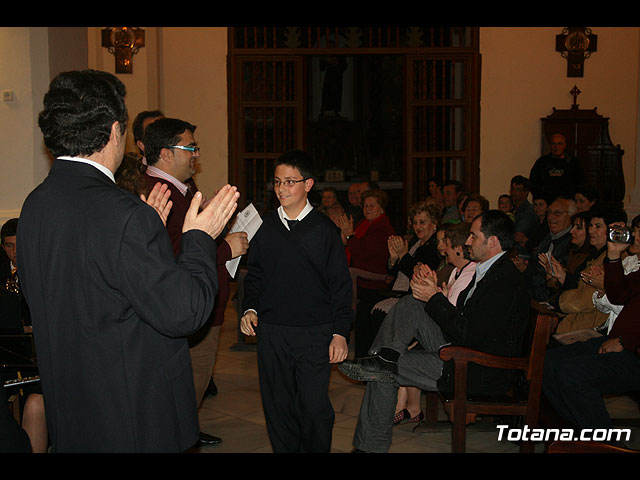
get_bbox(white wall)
[0,27,51,226]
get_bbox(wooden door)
[405,53,480,206]
[228,55,305,213]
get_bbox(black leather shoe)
[199,432,223,446]
[338,355,398,383]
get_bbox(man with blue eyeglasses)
[143,118,248,448]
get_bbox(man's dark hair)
[132,110,164,144]
[510,175,531,192]
[38,70,128,158]
[478,210,515,252]
[143,118,197,166]
[1,218,18,244]
[274,149,315,180]
[444,179,463,194]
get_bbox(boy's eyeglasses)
[273,178,307,188]
[167,145,200,153]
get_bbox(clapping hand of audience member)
[225,231,249,259]
[141,182,173,226]
[387,235,409,264]
[538,252,567,285]
[337,213,354,241]
[580,264,605,293]
[183,185,239,239]
[410,263,440,302]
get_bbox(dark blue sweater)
[243,208,353,338]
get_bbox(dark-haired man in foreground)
[340,210,530,452]
[18,69,239,452]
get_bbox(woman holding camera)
[552,203,628,334]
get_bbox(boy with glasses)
[240,149,352,452]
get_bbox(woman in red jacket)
[339,189,395,358]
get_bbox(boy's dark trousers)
[257,321,335,453]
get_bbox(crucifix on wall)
[556,27,597,77]
[101,27,145,74]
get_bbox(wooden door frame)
[227,27,481,216]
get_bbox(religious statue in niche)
[320,56,348,116]
[555,27,597,78]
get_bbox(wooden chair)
[349,267,392,310]
[424,307,557,453]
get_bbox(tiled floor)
[188,282,640,454]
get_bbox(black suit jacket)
[425,252,530,396]
[17,159,219,452]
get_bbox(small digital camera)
[607,226,635,244]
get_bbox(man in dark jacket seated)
[339,210,530,453]
[520,197,575,301]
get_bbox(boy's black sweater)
[243,208,353,338]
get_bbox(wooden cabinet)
[541,105,625,204]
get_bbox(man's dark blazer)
[17,159,219,453]
[425,252,531,397]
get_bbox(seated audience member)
[345,182,364,226]
[338,189,395,358]
[590,214,640,334]
[525,194,550,252]
[386,201,442,290]
[509,175,538,248]
[393,222,476,426]
[368,201,442,330]
[497,194,515,223]
[435,225,455,285]
[426,177,443,209]
[520,198,575,302]
[318,186,345,227]
[360,202,441,360]
[339,211,530,453]
[1,218,48,453]
[542,227,640,434]
[461,194,489,224]
[441,180,464,224]
[551,203,627,334]
[540,210,595,293]
[574,184,599,213]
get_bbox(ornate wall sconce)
[101,27,145,74]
